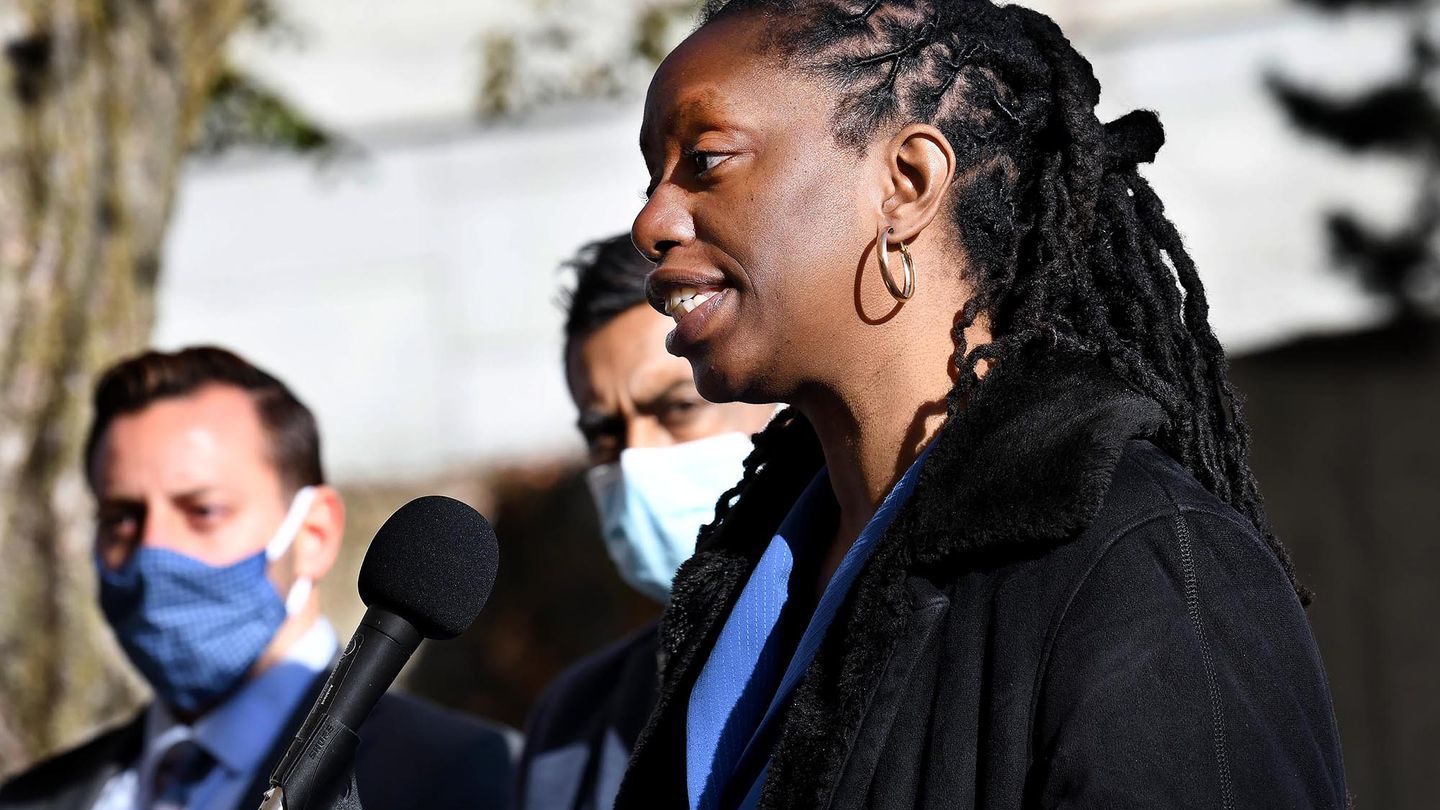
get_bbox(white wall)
[155,4,1405,482]
[156,105,648,480]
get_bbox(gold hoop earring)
[877,225,916,301]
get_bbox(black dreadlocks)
[696,0,1306,600]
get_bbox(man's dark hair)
[84,346,325,495]
[561,233,654,360]
[698,0,1305,599]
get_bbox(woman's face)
[634,12,888,405]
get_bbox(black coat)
[615,353,1347,809]
[0,676,516,810]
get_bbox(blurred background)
[0,0,1435,806]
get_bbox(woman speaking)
[620,1,1347,808]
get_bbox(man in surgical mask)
[0,347,515,810]
[514,235,774,810]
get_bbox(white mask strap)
[266,486,318,562]
[284,577,314,616]
[265,486,318,616]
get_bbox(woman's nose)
[632,183,694,262]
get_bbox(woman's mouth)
[646,266,736,356]
[660,286,732,356]
[664,287,720,320]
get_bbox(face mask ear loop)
[283,577,314,616]
[265,486,318,615]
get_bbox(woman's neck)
[802,383,947,540]
[794,356,951,593]
[792,304,989,592]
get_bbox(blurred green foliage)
[195,0,337,158]
[477,0,703,120]
[194,67,336,156]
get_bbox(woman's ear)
[879,124,956,243]
[291,485,345,583]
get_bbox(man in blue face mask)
[0,347,515,810]
[513,235,775,810]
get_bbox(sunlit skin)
[90,384,345,705]
[634,12,992,588]
[567,303,774,465]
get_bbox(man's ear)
[291,485,345,582]
[878,123,956,244]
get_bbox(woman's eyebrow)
[640,92,739,180]
[652,93,729,147]
[674,92,734,131]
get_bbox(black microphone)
[259,495,500,810]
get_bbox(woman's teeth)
[665,287,717,319]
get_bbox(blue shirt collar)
[756,433,938,727]
[687,433,940,810]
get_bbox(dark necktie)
[151,738,216,809]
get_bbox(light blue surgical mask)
[585,433,753,603]
[97,487,317,714]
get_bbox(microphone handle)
[265,607,422,810]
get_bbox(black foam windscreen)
[357,495,499,640]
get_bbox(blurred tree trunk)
[0,0,249,774]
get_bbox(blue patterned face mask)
[97,487,316,714]
[585,434,752,603]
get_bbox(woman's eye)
[688,150,727,175]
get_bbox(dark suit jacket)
[0,673,516,810]
[514,622,659,810]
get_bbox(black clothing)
[615,352,1347,809]
[515,623,660,810]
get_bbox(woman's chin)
[685,353,748,404]
[692,363,742,404]
[692,355,784,407]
